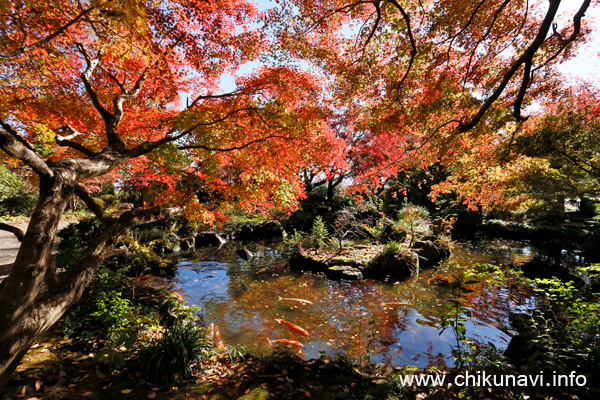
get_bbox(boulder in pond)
[289,250,330,274]
[363,253,418,280]
[413,239,450,268]
[195,231,226,247]
[520,258,583,285]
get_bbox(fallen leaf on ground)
[147,393,156,399]
[121,389,133,394]
[34,380,43,391]
[81,391,93,396]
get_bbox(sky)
[555,1,600,81]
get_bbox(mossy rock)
[364,253,418,280]
[327,265,363,280]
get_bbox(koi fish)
[277,296,313,305]
[427,275,452,285]
[208,323,226,349]
[267,338,303,348]
[276,318,310,336]
[171,291,185,300]
[381,301,409,307]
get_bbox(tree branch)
[0,223,24,242]
[73,184,112,224]
[55,125,98,157]
[388,0,417,97]
[178,134,289,152]
[76,44,124,149]
[0,5,101,58]
[0,121,54,179]
[458,0,562,133]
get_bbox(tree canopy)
[0,0,597,390]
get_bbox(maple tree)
[0,0,596,390]
[0,0,334,389]
[268,0,595,204]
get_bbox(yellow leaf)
[81,391,93,396]
[121,389,133,394]
[34,380,43,391]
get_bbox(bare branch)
[0,223,25,242]
[76,44,113,124]
[532,0,591,73]
[125,107,260,158]
[388,0,417,97]
[113,63,153,123]
[513,60,532,121]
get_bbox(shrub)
[138,319,212,387]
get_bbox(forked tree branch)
[458,0,564,133]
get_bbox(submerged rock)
[327,265,363,280]
[195,232,226,247]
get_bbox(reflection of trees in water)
[178,240,545,364]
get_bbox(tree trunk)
[0,177,70,391]
[0,181,179,391]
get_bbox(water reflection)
[173,239,548,368]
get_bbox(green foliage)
[287,216,333,250]
[138,319,212,387]
[527,277,600,376]
[435,273,504,369]
[0,165,22,201]
[310,216,329,249]
[0,165,37,215]
[56,217,105,270]
[396,203,430,246]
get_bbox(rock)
[236,221,285,241]
[413,240,450,268]
[236,248,254,260]
[520,258,583,285]
[289,250,329,273]
[504,330,541,366]
[327,265,363,280]
[195,232,226,247]
[364,253,417,280]
[180,237,194,251]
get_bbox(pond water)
[171,239,551,368]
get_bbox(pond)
[171,239,553,368]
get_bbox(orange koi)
[276,318,310,337]
[209,323,226,349]
[427,275,452,285]
[267,338,303,348]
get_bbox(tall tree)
[0,0,331,389]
